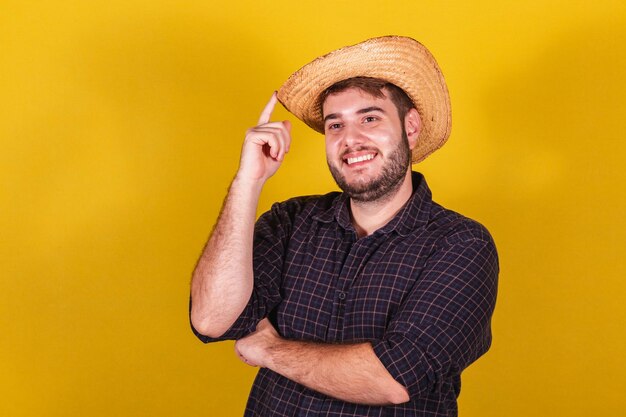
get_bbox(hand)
[236,92,292,183]
[234,318,280,368]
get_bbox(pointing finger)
[257,91,278,125]
[283,120,292,153]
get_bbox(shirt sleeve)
[191,201,290,343]
[371,227,499,399]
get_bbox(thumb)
[282,120,292,132]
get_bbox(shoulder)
[418,203,500,284]
[266,191,341,219]
[426,202,496,249]
[271,191,341,217]
[256,191,341,231]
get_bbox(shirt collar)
[312,171,433,236]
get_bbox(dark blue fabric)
[191,172,499,417]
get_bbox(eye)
[327,122,342,131]
[363,115,378,123]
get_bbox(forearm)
[190,175,264,337]
[266,339,409,405]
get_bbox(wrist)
[263,333,295,372]
[262,336,284,370]
[231,174,266,198]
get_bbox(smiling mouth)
[344,153,377,166]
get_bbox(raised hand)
[237,92,292,183]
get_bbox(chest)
[276,224,434,343]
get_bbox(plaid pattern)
[192,172,499,416]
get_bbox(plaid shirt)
[192,172,499,416]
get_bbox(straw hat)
[277,36,451,163]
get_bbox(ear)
[404,108,421,150]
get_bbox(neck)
[349,170,413,238]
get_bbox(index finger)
[257,91,278,125]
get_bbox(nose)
[342,123,366,148]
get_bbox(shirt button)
[338,291,346,300]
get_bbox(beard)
[327,129,412,203]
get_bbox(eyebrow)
[323,106,387,123]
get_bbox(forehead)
[321,87,393,115]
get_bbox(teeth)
[346,154,375,165]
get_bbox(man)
[190,36,498,416]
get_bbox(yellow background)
[2,0,625,415]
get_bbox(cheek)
[377,129,401,147]
[324,145,334,164]
[325,139,339,157]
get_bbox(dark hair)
[319,77,415,122]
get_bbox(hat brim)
[277,36,452,163]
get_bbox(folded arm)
[235,319,410,405]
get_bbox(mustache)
[339,146,380,159]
